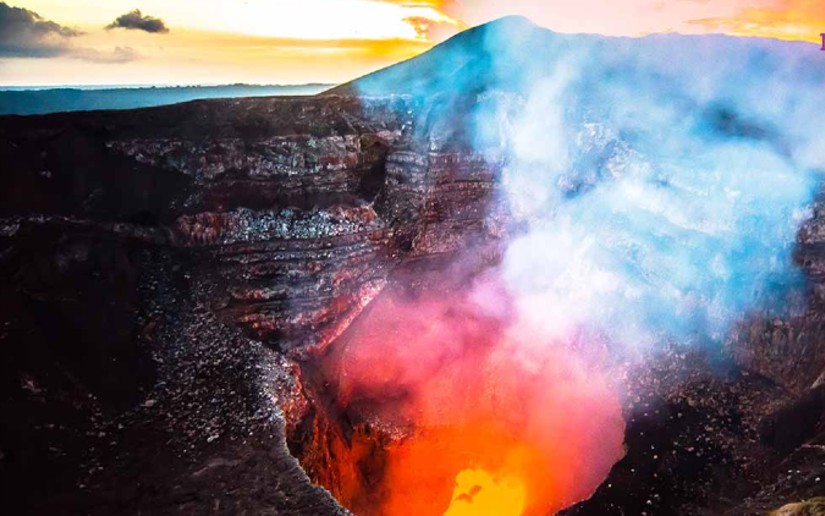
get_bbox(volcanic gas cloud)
[308,17,825,516]
[319,271,626,516]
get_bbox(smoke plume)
[329,16,825,515]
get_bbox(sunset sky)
[1,0,823,86]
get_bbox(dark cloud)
[0,2,138,63]
[0,1,82,57]
[106,9,169,34]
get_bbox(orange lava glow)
[319,274,626,516]
[445,468,526,516]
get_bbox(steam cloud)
[479,24,825,351]
[333,16,825,514]
[387,18,825,353]
[350,18,825,349]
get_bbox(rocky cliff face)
[1,78,824,516]
[0,95,510,515]
[725,198,825,395]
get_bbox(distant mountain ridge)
[0,83,332,116]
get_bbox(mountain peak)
[477,15,540,32]
[325,15,551,97]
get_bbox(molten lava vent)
[302,273,625,516]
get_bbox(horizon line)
[0,83,337,92]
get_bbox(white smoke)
[476,25,825,352]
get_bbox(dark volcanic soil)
[0,241,346,515]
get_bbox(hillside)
[0,83,331,116]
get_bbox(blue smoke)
[355,17,825,350]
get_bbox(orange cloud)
[145,29,435,84]
[181,30,433,58]
[369,0,465,40]
[689,0,825,42]
[370,0,459,8]
[404,15,463,42]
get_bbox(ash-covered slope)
[0,16,824,516]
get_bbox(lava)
[312,272,626,516]
[444,468,526,516]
